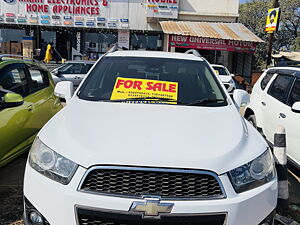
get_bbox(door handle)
[279,113,286,118]
[27,104,33,111]
[261,101,266,106]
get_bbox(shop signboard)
[118,29,129,50]
[169,35,258,53]
[146,0,179,19]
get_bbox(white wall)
[178,0,239,22]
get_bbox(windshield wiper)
[104,97,180,103]
[187,98,226,106]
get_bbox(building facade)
[0,0,260,80]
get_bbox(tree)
[239,0,300,70]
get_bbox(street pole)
[266,0,280,67]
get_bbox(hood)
[39,98,267,174]
[219,75,233,83]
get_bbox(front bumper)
[24,163,277,225]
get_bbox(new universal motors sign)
[169,35,258,53]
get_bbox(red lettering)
[153,83,162,91]
[169,84,176,92]
[133,81,142,90]
[146,82,153,90]
[124,80,133,88]
[162,83,168,92]
[95,7,99,14]
[116,79,124,89]
[52,5,57,12]
[86,7,91,14]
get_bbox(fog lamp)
[29,210,43,224]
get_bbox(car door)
[250,71,276,130]
[0,63,33,162]
[59,63,84,87]
[280,77,300,166]
[263,73,295,143]
[25,65,57,131]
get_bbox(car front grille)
[76,207,227,225]
[78,166,225,200]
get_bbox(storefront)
[0,0,169,60]
[160,21,263,81]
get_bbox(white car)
[211,64,236,94]
[244,67,300,168]
[51,61,95,88]
[24,51,277,225]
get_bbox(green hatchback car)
[0,56,63,167]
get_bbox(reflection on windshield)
[213,67,230,76]
[78,57,227,107]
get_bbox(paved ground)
[0,153,27,225]
[0,152,299,225]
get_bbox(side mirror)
[233,89,250,109]
[1,92,24,109]
[54,81,73,103]
[231,74,235,77]
[291,102,300,113]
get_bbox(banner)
[265,8,280,33]
[111,77,178,104]
[118,30,130,50]
[169,35,258,53]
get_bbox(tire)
[247,114,257,128]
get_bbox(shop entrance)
[55,30,72,60]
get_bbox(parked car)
[24,50,277,225]
[0,55,62,167]
[51,60,94,88]
[211,64,236,94]
[244,67,300,168]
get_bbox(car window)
[267,74,294,104]
[261,72,275,90]
[78,57,227,107]
[213,66,229,76]
[83,64,93,74]
[28,68,49,93]
[0,64,28,97]
[58,63,83,74]
[288,78,300,106]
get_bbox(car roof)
[65,60,95,64]
[106,50,204,61]
[0,57,48,71]
[211,64,225,68]
[266,67,300,78]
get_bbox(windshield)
[78,57,227,107]
[213,66,230,76]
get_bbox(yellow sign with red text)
[110,77,178,104]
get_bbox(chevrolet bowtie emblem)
[130,197,174,217]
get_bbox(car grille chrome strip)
[77,166,226,200]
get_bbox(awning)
[272,52,300,61]
[160,21,263,53]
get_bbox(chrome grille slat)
[78,166,225,200]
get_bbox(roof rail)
[184,49,202,57]
[0,54,39,63]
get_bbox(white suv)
[244,67,300,168]
[24,50,277,225]
[211,64,236,94]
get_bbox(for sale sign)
[110,77,178,104]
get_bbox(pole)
[266,0,280,67]
[273,125,289,216]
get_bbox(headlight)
[29,137,78,185]
[228,149,275,193]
